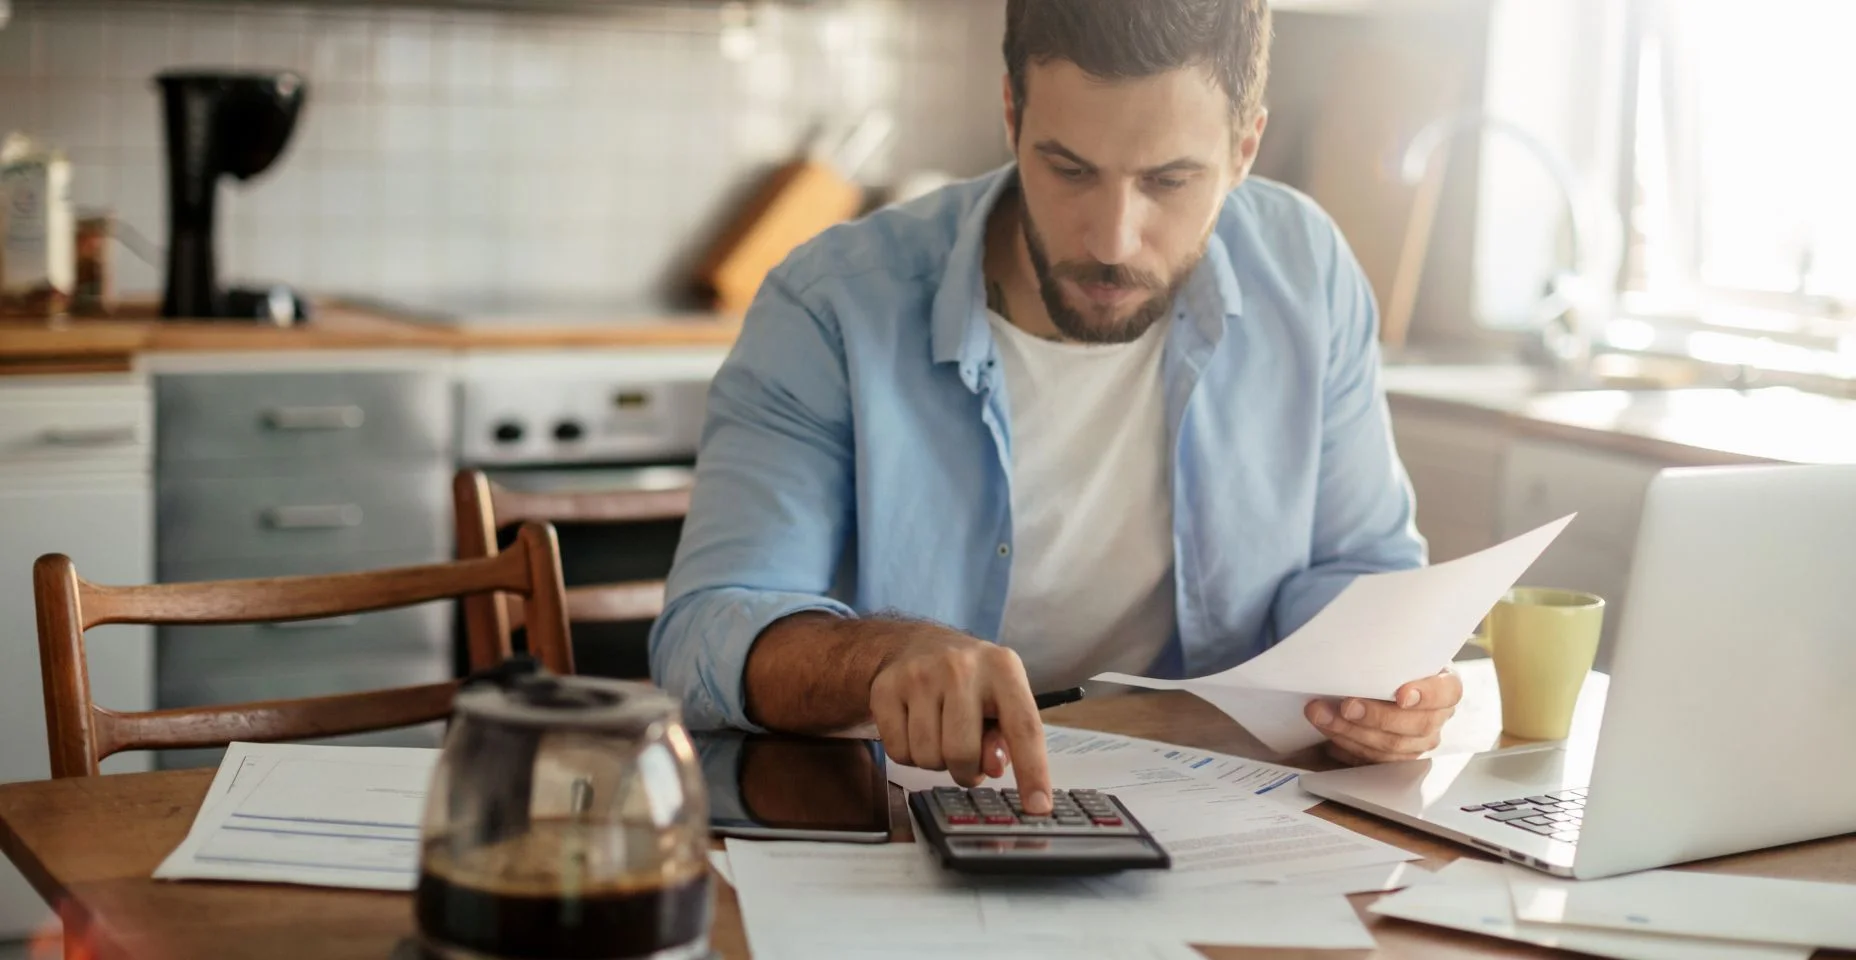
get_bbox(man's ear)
[1232,108,1269,181]
[1001,73,1018,154]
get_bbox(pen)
[1033,687,1085,710]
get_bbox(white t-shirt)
[986,310,1176,692]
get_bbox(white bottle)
[0,133,76,316]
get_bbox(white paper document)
[976,882,1375,949]
[1510,867,1856,950]
[1094,785,1418,891]
[708,849,734,886]
[888,725,1316,810]
[1370,860,1811,960]
[1096,514,1575,752]
[725,838,1377,952]
[156,743,439,891]
[748,937,1207,960]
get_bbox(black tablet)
[691,731,891,843]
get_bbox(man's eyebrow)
[1142,158,1208,176]
[1033,141,1094,169]
[1033,142,1207,177]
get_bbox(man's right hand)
[867,629,1053,814]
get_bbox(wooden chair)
[33,523,573,779]
[452,470,689,676]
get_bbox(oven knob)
[492,422,524,444]
[553,420,585,442]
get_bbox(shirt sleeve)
[1268,223,1428,641]
[647,272,857,731]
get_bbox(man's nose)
[1082,183,1143,266]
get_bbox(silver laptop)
[1302,464,1856,879]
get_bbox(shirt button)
[997,543,1011,557]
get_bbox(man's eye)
[1149,177,1187,192]
[1053,165,1089,182]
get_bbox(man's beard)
[1020,201,1206,345]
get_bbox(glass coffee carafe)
[416,669,713,960]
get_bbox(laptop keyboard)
[1461,788,1586,844]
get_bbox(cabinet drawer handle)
[262,406,366,431]
[262,504,364,529]
[40,425,139,447]
[263,616,362,631]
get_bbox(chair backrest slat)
[92,682,460,758]
[33,523,573,779]
[79,553,526,629]
[453,470,687,680]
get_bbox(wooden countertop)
[1386,374,1856,466]
[0,301,742,374]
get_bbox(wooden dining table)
[2,659,1852,960]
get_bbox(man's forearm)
[743,612,911,732]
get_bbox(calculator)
[908,786,1171,875]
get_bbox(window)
[1615,0,1856,377]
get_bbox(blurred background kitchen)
[2,0,1854,949]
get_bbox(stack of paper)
[1372,859,1856,959]
[1094,515,1575,752]
[712,724,1443,955]
[155,742,439,890]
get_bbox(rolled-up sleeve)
[1269,225,1427,638]
[648,273,857,730]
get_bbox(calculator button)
[983,814,1015,825]
[946,814,978,825]
[1091,816,1123,827]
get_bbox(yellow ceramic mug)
[1470,588,1605,740]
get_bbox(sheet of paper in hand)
[1096,515,1574,753]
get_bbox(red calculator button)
[1092,816,1123,826]
[946,814,978,824]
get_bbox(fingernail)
[1342,700,1366,721]
[1400,689,1421,708]
[1027,790,1050,812]
[1310,703,1334,726]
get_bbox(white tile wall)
[0,0,1010,307]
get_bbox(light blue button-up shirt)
[649,166,1426,730]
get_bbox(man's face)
[1007,60,1263,344]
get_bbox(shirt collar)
[929,165,1247,371]
[1179,230,1246,342]
[930,166,1017,370]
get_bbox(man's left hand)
[1304,669,1462,764]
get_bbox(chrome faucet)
[1400,111,1624,382]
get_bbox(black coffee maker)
[157,70,310,322]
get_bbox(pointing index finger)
[992,680,1051,815]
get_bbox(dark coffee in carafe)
[416,823,712,960]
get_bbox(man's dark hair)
[1004,0,1272,135]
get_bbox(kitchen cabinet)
[153,363,455,770]
[1389,406,1509,563]
[0,376,155,940]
